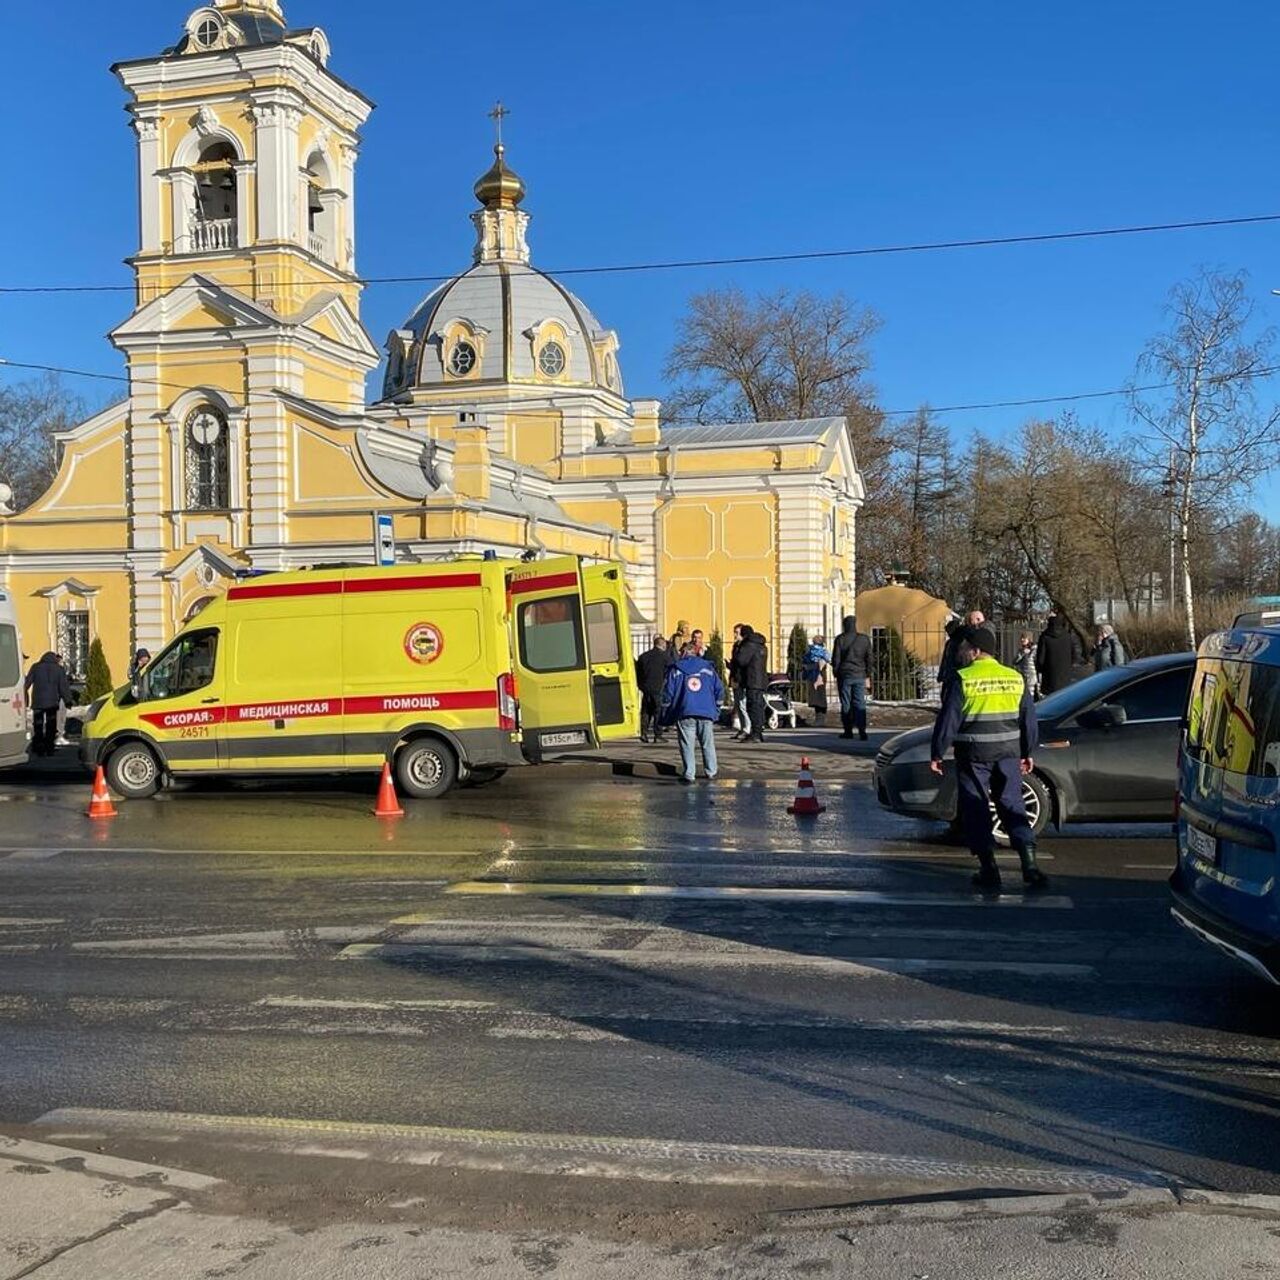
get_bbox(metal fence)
[782,622,1040,705]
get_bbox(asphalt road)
[1,753,1278,1207]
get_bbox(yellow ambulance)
[81,555,638,799]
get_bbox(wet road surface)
[1,765,1278,1198]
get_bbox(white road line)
[443,882,1073,908]
[256,996,497,1012]
[335,942,1094,977]
[3,849,65,861]
[0,917,64,927]
[32,1107,1160,1193]
[1125,864,1174,871]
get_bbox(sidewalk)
[4,1129,1279,1279]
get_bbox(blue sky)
[3,1,1279,512]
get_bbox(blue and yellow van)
[1170,623,1280,982]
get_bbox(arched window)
[538,340,567,377]
[191,141,237,251]
[184,406,229,511]
[305,152,335,260]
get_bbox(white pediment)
[293,291,381,362]
[35,578,100,599]
[160,543,245,583]
[111,276,283,342]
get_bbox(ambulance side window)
[0,625,18,687]
[586,601,621,664]
[143,630,219,702]
[518,595,585,673]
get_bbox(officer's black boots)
[972,850,1002,891]
[1017,842,1049,890]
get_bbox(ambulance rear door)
[582,564,640,742]
[506,557,596,759]
[0,592,28,768]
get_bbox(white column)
[133,115,163,254]
[251,99,303,244]
[775,485,827,642]
[340,142,359,271]
[233,162,254,248]
[622,492,659,627]
[125,357,170,651]
[170,172,196,254]
[243,347,303,564]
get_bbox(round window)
[538,341,567,377]
[448,341,477,376]
[188,407,224,446]
[194,17,223,48]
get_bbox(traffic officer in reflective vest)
[930,625,1048,891]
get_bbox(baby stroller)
[763,678,797,731]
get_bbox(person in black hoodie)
[24,652,73,758]
[732,624,769,743]
[831,615,872,740]
[634,635,671,743]
[1035,612,1083,696]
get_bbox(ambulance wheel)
[396,739,458,799]
[106,742,162,799]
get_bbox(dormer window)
[448,341,478,377]
[537,341,566,377]
[194,17,222,48]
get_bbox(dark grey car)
[873,653,1196,838]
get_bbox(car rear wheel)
[395,739,458,800]
[106,742,162,799]
[991,772,1051,845]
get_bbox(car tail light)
[498,673,519,732]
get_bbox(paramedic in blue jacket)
[661,634,726,784]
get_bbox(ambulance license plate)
[1187,824,1217,865]
[541,730,587,748]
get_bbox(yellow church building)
[0,0,864,680]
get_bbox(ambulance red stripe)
[228,573,484,602]
[140,691,499,731]
[507,572,580,596]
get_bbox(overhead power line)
[4,356,1279,423]
[0,211,1277,296]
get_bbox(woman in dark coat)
[1035,614,1083,696]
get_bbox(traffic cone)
[86,766,118,820]
[373,762,405,818]
[787,756,826,816]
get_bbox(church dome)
[380,145,624,403]
[473,145,526,210]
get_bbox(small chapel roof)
[659,417,845,446]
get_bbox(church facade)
[0,0,864,680]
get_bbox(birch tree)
[1129,270,1280,648]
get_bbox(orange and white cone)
[86,766,118,820]
[373,762,405,818]
[787,756,826,816]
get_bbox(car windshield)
[1034,664,1156,721]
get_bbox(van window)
[0,625,19,688]
[518,595,584,673]
[586,601,621,665]
[1187,659,1280,777]
[144,630,219,702]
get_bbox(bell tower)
[114,0,373,317]
[107,0,381,639]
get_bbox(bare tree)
[664,286,880,424]
[0,374,91,511]
[1129,270,1280,648]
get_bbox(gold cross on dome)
[488,101,510,147]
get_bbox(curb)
[773,1187,1280,1228]
[547,757,874,782]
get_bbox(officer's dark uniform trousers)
[932,655,1043,884]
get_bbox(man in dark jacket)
[937,610,985,694]
[1035,613,1083,696]
[737,626,769,743]
[831,615,872,740]
[634,635,671,744]
[24,652,74,758]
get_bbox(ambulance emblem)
[404,622,444,665]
